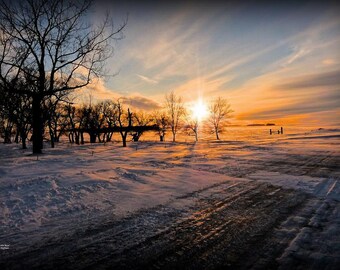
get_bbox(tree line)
[0,87,232,148]
[0,0,126,153]
[0,0,232,153]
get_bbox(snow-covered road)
[0,128,339,269]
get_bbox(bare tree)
[185,117,199,142]
[116,100,132,147]
[12,92,32,149]
[74,105,88,145]
[208,97,233,140]
[165,91,185,142]
[101,100,118,143]
[0,83,15,143]
[64,103,76,143]
[131,110,152,142]
[152,110,169,141]
[44,96,69,148]
[80,103,105,143]
[0,0,126,153]
[0,79,32,147]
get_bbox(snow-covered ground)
[0,126,339,269]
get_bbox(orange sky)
[80,1,340,126]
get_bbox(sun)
[192,99,208,121]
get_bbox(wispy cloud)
[101,1,340,125]
[137,74,159,84]
[277,70,340,89]
[322,58,337,66]
[75,78,120,104]
[121,94,161,111]
[284,47,310,66]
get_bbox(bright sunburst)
[192,99,208,121]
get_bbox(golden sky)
[86,0,340,126]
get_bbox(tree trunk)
[107,132,113,142]
[15,130,19,143]
[32,97,43,154]
[97,133,102,143]
[48,120,55,148]
[75,132,80,145]
[89,131,97,143]
[120,132,127,147]
[4,129,12,144]
[216,130,220,140]
[55,126,60,142]
[69,132,74,143]
[81,132,84,144]
[50,131,55,148]
[21,130,27,149]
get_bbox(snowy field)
[0,126,339,269]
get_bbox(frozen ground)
[0,127,339,269]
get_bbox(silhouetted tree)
[185,117,199,142]
[44,95,69,148]
[74,105,88,145]
[12,94,32,149]
[165,91,185,142]
[64,103,77,144]
[0,79,32,147]
[0,0,126,153]
[0,84,15,143]
[101,100,118,142]
[131,110,152,142]
[116,100,132,147]
[152,110,169,141]
[208,97,233,140]
[80,103,101,143]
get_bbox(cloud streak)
[121,95,161,111]
[277,70,340,90]
[101,1,340,125]
[137,74,159,84]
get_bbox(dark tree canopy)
[0,0,126,153]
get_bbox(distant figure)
[281,127,283,134]
[277,130,280,134]
[270,129,272,135]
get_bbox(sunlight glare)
[192,99,208,121]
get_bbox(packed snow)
[0,126,339,269]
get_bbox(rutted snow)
[247,171,325,194]
[0,142,242,235]
[0,126,339,268]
